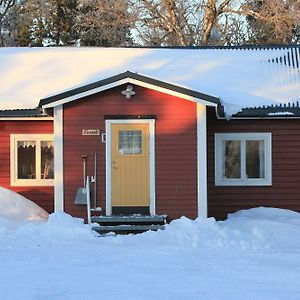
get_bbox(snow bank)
[0,209,297,299]
[9,212,98,243]
[1,47,300,116]
[0,198,299,253]
[0,187,48,228]
[225,207,300,250]
[0,186,95,239]
[0,205,299,299]
[119,206,300,252]
[40,212,97,239]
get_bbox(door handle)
[112,160,119,169]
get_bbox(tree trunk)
[201,0,217,45]
[164,0,186,46]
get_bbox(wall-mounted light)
[121,85,135,99]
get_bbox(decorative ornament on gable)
[121,85,135,99]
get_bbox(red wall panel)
[0,120,54,213]
[63,85,198,220]
[207,107,300,220]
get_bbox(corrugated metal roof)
[267,47,300,68]
[121,45,300,50]
[230,102,300,118]
[0,108,47,117]
[1,46,300,117]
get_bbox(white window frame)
[10,134,54,186]
[215,132,272,186]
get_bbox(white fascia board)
[127,78,218,107]
[41,78,218,109]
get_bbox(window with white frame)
[215,133,272,186]
[118,130,142,155]
[10,134,54,186]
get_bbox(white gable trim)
[42,78,218,109]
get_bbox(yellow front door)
[111,123,150,211]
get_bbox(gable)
[39,71,220,109]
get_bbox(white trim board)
[54,105,64,212]
[105,119,156,216]
[197,104,208,218]
[42,78,218,109]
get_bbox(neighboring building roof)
[39,71,220,108]
[219,102,300,118]
[1,46,300,117]
[0,108,49,118]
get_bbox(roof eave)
[0,108,52,119]
[217,105,300,119]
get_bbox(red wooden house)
[1,46,300,222]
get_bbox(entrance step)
[93,224,165,234]
[91,214,167,234]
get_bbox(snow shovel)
[93,152,97,209]
[74,155,87,205]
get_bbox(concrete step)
[93,224,165,234]
[91,214,167,226]
[91,214,168,234]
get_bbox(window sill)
[215,179,272,186]
[10,180,54,187]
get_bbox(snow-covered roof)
[1,46,300,116]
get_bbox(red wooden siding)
[207,107,300,220]
[0,120,54,213]
[63,85,198,220]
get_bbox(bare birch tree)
[0,0,16,45]
[2,0,300,47]
[201,0,238,44]
[2,0,78,46]
[75,0,134,46]
[0,0,15,23]
[243,0,300,44]
[133,0,241,46]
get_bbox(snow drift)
[115,206,299,252]
[0,191,300,253]
[0,186,299,299]
[0,202,299,299]
[0,187,48,227]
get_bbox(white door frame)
[105,119,156,215]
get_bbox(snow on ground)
[0,186,48,229]
[1,47,300,116]
[0,196,299,299]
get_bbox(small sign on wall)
[82,129,100,136]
